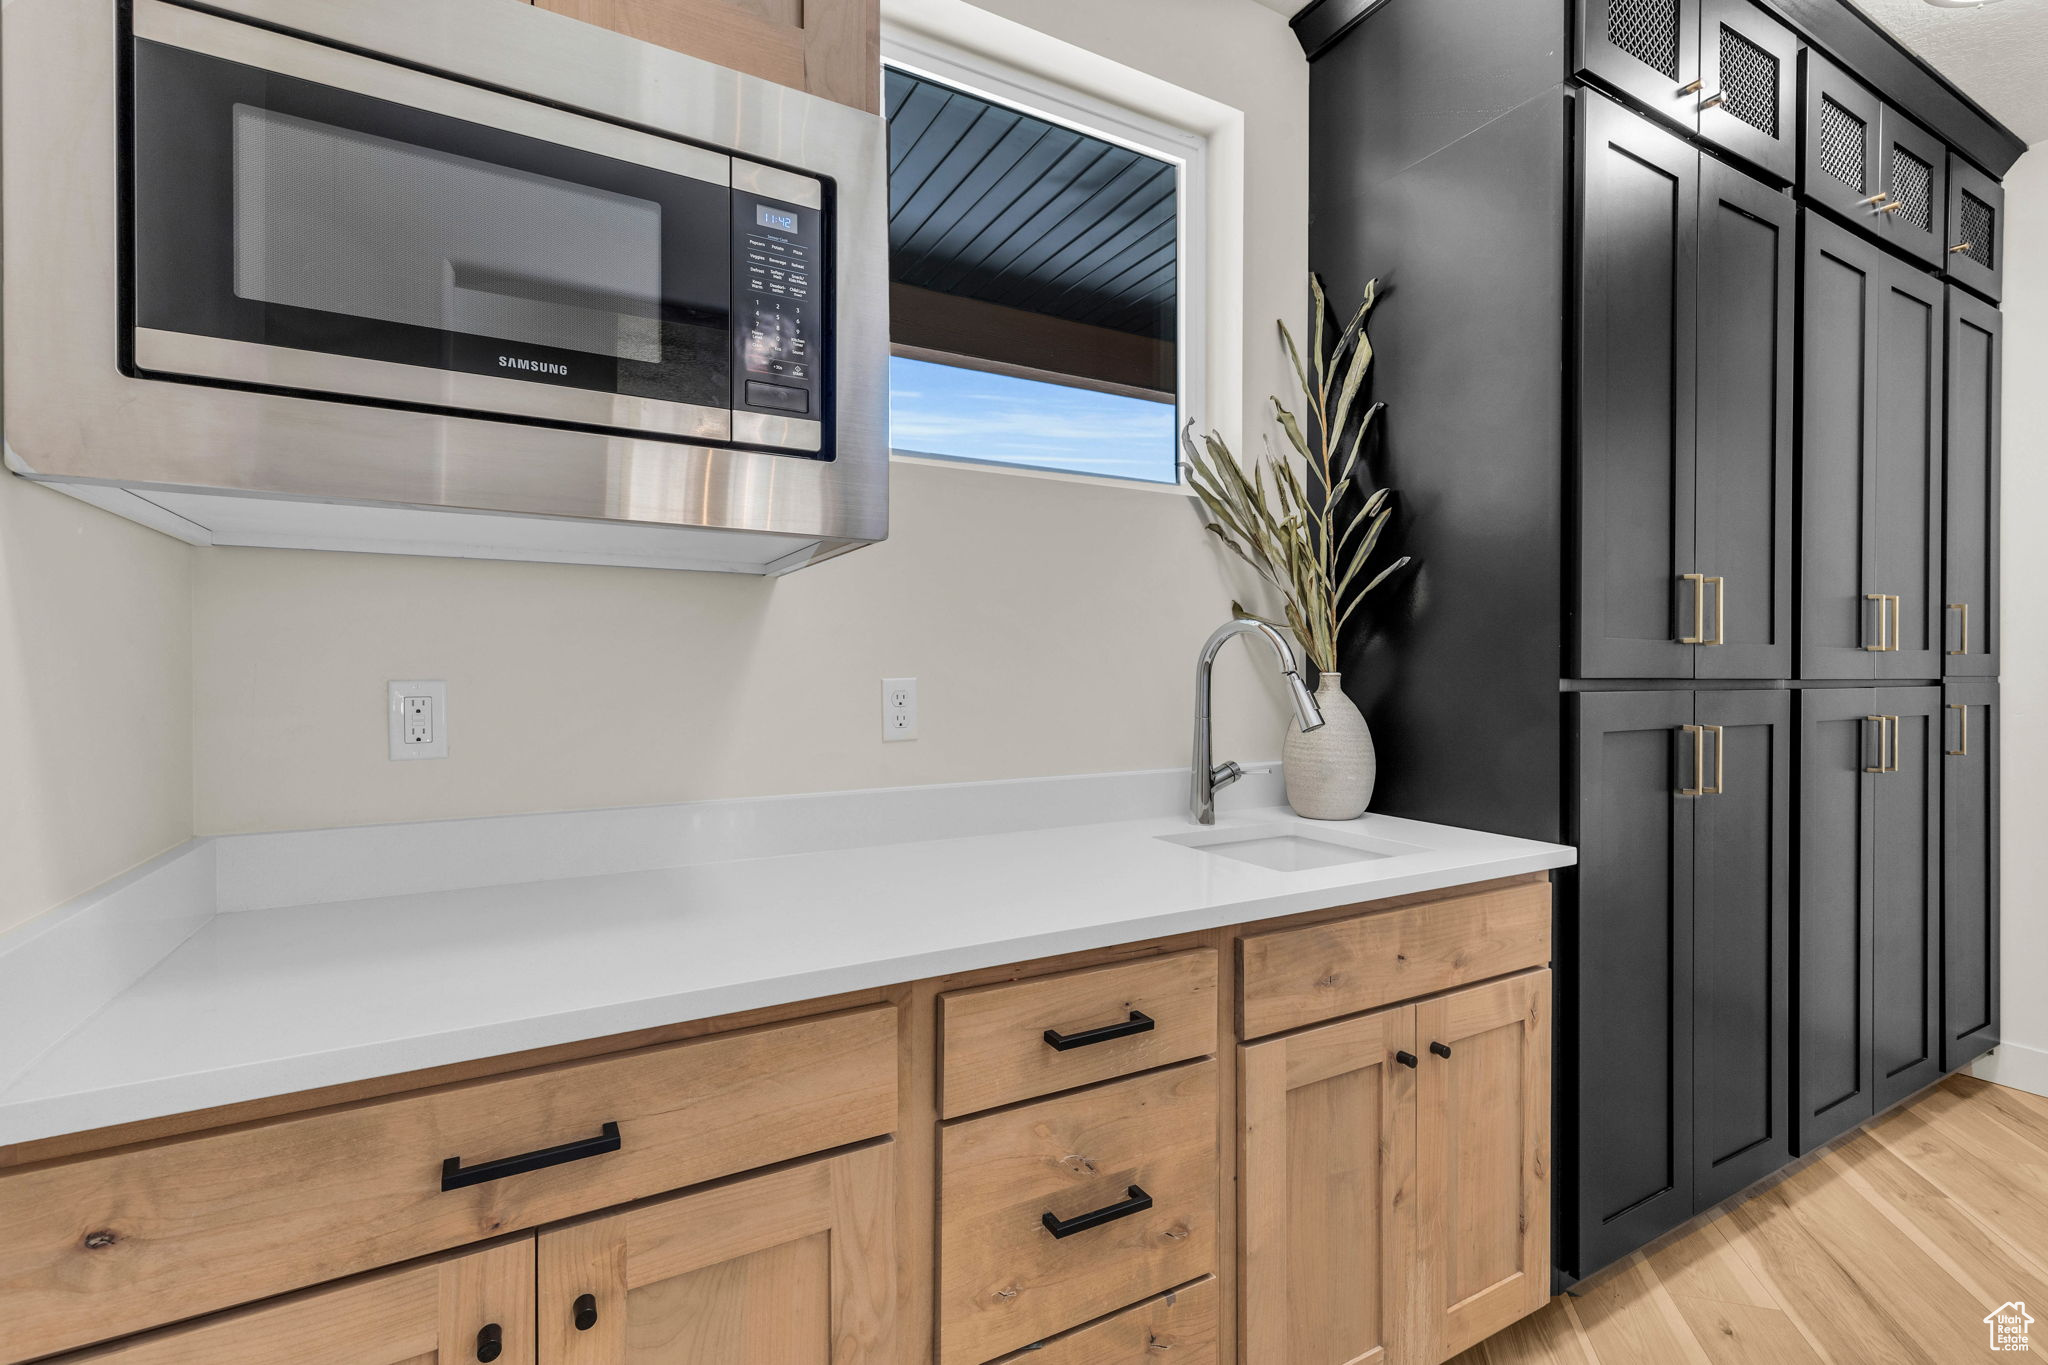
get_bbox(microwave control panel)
[731,187,827,434]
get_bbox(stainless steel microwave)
[2,0,889,573]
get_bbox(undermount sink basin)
[1158,824,1427,872]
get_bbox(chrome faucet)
[1192,619,1325,824]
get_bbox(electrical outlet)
[388,681,448,760]
[882,677,918,742]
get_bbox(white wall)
[186,0,1311,834]
[1976,145,2046,1094]
[0,477,192,934]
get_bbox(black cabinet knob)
[475,1323,503,1362]
[1430,1041,1453,1059]
[1395,1050,1418,1068]
[573,1294,599,1331]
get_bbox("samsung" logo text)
[499,356,569,376]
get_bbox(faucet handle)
[1209,761,1245,792]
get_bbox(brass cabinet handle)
[1950,242,1976,255]
[1864,593,1891,652]
[1702,724,1724,795]
[1859,193,1890,207]
[1680,724,1708,797]
[1707,576,1726,646]
[1680,78,1705,94]
[1700,91,1727,110]
[1681,573,1707,645]
[1876,201,1905,215]
[1948,601,1970,655]
[1864,715,1900,774]
[1890,596,1903,652]
[1947,704,1969,758]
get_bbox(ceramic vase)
[1283,672,1375,820]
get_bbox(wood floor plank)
[1458,1079,2048,1364]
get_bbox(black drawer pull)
[440,1122,622,1191]
[1043,1010,1155,1052]
[1042,1184,1153,1239]
[573,1294,599,1331]
[475,1323,503,1362]
[1430,1041,1453,1059]
[1395,1050,1418,1069]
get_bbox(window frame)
[879,25,1209,491]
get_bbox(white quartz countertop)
[0,775,1573,1146]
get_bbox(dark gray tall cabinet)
[1297,0,2015,1284]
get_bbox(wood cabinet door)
[1567,690,1695,1275]
[1414,971,1552,1361]
[1945,154,2004,303]
[1577,0,1701,132]
[537,1144,893,1365]
[1694,156,1794,679]
[1691,689,1791,1208]
[52,1241,535,1365]
[1239,1007,1415,1365]
[1576,93,1698,679]
[1799,50,1885,225]
[535,0,879,114]
[1696,0,1798,183]
[1800,213,1881,679]
[1942,681,2000,1072]
[1872,256,1946,681]
[1871,687,1943,1111]
[1795,688,1877,1153]
[1876,110,1950,269]
[1945,288,2002,677]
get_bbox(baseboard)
[1969,1042,2048,1099]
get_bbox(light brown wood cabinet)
[51,1240,537,1365]
[1239,970,1552,1365]
[11,875,1557,1365]
[534,0,880,113]
[537,1143,895,1364]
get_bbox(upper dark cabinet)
[1877,109,1949,268]
[1945,288,2001,678]
[1800,50,1954,268]
[1800,49,1886,223]
[1575,94,1793,680]
[1946,154,2005,301]
[1696,0,1798,182]
[1578,0,1797,181]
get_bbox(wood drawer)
[938,1061,1217,1365]
[989,1276,1219,1364]
[939,949,1217,1118]
[0,1005,897,1364]
[1239,883,1550,1037]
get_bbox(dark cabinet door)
[1795,687,1876,1152]
[1568,689,1695,1273]
[1945,288,2001,677]
[1876,110,1950,269]
[1578,0,1701,132]
[1871,686,1942,1110]
[1695,159,1794,680]
[1695,0,1798,183]
[1942,681,1999,1072]
[1800,214,1880,679]
[1576,94,1698,679]
[1691,688,1791,1207]
[1799,50,1884,224]
[1945,154,2004,303]
[1872,261,1945,680]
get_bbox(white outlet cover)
[881,677,918,742]
[388,680,448,761]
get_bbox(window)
[882,54,1196,486]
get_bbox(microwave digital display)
[755,205,801,234]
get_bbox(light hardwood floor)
[1456,1074,2048,1364]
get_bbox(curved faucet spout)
[1192,619,1327,824]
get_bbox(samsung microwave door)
[129,18,749,446]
